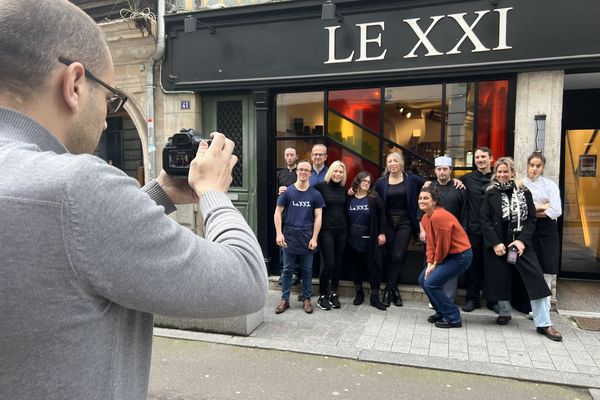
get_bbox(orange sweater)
[421,207,471,264]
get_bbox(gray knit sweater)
[0,108,268,399]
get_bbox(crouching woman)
[418,187,472,328]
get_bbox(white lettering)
[355,22,387,62]
[493,7,513,50]
[350,205,370,211]
[446,11,490,54]
[403,16,445,58]
[324,26,355,64]
[292,201,312,207]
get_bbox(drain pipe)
[146,0,165,182]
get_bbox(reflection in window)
[328,88,381,133]
[275,92,324,137]
[327,112,379,163]
[384,85,443,162]
[328,142,381,187]
[445,82,474,167]
[477,81,508,159]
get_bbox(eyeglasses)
[297,168,312,173]
[58,57,128,116]
[311,153,326,157]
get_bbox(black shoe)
[435,320,462,328]
[486,301,500,314]
[370,294,387,311]
[462,300,480,312]
[381,290,391,307]
[353,290,364,306]
[297,294,303,302]
[496,315,512,325]
[536,326,563,342]
[427,313,443,323]
[329,293,341,309]
[317,295,332,310]
[391,287,403,307]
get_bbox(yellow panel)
[327,112,379,163]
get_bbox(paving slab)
[154,290,600,389]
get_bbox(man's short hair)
[475,146,493,157]
[311,143,327,154]
[0,0,110,99]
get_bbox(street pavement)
[149,337,593,400]
[154,290,600,393]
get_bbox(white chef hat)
[434,156,452,167]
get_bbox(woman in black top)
[347,171,387,310]
[374,152,425,307]
[314,160,348,310]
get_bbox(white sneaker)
[428,302,434,309]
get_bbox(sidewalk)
[154,290,600,390]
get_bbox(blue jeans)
[497,298,552,327]
[419,249,473,324]
[281,250,313,302]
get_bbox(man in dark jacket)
[461,147,497,312]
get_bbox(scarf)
[494,180,528,233]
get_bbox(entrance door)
[561,128,600,278]
[203,95,257,232]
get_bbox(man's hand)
[188,132,238,196]
[278,186,288,195]
[452,178,465,189]
[308,238,318,250]
[276,233,287,248]
[156,140,209,204]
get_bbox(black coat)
[480,186,551,301]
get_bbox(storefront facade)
[162,0,600,281]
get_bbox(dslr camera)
[162,129,210,176]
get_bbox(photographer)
[481,158,561,341]
[0,1,267,399]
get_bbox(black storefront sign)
[163,0,600,91]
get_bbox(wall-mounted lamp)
[322,0,343,22]
[534,113,546,152]
[490,0,499,6]
[184,15,216,34]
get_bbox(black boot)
[391,287,403,307]
[370,294,387,311]
[353,290,364,306]
[382,289,391,307]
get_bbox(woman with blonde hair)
[480,157,562,341]
[374,152,426,307]
[314,160,348,310]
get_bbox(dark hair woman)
[374,152,425,307]
[522,152,562,310]
[346,171,387,310]
[480,157,562,341]
[417,187,472,328]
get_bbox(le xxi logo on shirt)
[350,205,369,211]
[292,201,312,207]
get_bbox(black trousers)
[464,233,484,302]
[347,245,382,292]
[318,227,347,295]
[384,220,412,290]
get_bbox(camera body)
[162,129,209,176]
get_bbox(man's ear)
[60,62,86,113]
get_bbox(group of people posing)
[273,144,563,342]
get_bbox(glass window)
[327,112,379,163]
[275,92,324,137]
[477,80,509,159]
[328,88,381,133]
[445,82,474,167]
[275,139,321,169]
[328,142,381,187]
[384,85,443,162]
